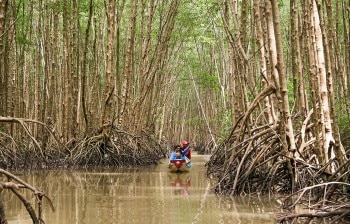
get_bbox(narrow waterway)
[3,153,279,223]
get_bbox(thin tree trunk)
[270,0,297,156]
[323,0,347,165]
[71,0,79,138]
[62,1,70,141]
[291,0,307,114]
[102,0,117,136]
[47,0,59,129]
[118,0,137,128]
[304,0,324,161]
[255,0,276,124]
[0,0,8,116]
[133,0,155,132]
[312,0,335,170]
[81,0,93,134]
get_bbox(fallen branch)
[278,210,350,223]
[283,182,350,209]
[0,169,54,224]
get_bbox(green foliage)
[179,59,220,92]
[173,0,223,93]
[197,72,220,90]
[184,116,203,126]
[176,0,220,42]
[278,0,286,8]
[216,108,232,142]
[46,1,62,13]
[337,114,349,134]
[16,35,32,46]
[15,1,32,47]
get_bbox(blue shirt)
[169,152,188,161]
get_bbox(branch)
[283,182,350,209]
[278,210,350,222]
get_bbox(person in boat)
[168,145,192,168]
[180,141,191,160]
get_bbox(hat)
[182,141,189,146]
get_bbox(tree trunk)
[102,0,117,136]
[81,0,93,134]
[270,0,297,156]
[133,0,155,132]
[255,0,276,124]
[0,0,8,117]
[323,0,346,165]
[291,0,307,114]
[312,0,336,170]
[118,0,137,128]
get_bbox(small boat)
[168,159,191,172]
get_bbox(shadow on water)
[2,153,279,224]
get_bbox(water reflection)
[2,154,278,224]
[168,173,191,197]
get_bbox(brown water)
[2,154,279,224]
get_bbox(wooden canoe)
[168,159,191,172]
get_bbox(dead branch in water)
[0,169,54,224]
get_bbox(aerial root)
[0,123,166,169]
[207,102,350,223]
[278,182,350,223]
[64,127,165,168]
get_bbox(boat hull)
[168,159,190,172]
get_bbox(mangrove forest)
[1,0,350,223]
